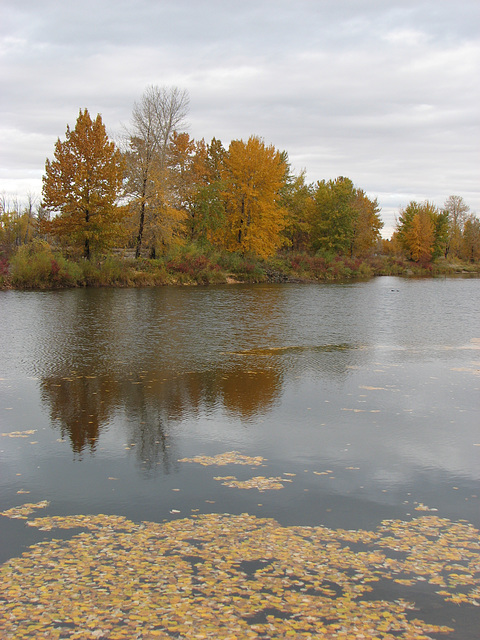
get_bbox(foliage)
[395,200,448,263]
[0,195,38,253]
[220,136,288,258]
[5,86,479,283]
[444,195,470,258]
[41,109,126,259]
[165,245,224,284]
[461,214,480,262]
[9,240,82,289]
[309,177,383,256]
[125,85,189,258]
[281,170,314,251]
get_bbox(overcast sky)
[1,0,479,236]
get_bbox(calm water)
[1,277,479,638]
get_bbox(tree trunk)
[84,208,91,259]
[135,179,148,259]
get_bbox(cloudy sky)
[1,0,479,236]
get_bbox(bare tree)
[23,192,38,244]
[125,85,189,257]
[444,195,470,258]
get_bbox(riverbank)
[1,243,479,290]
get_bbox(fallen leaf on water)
[179,451,266,467]
[0,500,49,519]
[2,429,37,438]
[214,476,285,491]
[0,509,477,639]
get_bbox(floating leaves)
[214,475,286,491]
[1,510,478,639]
[179,451,266,466]
[414,503,438,512]
[0,500,49,519]
[1,429,37,438]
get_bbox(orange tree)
[41,109,125,259]
[220,136,288,258]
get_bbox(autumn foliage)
[41,109,125,259]
[1,86,478,283]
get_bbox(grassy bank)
[1,242,479,290]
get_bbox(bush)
[166,248,224,284]
[9,241,82,289]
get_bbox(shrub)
[9,241,81,289]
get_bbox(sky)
[1,0,479,237]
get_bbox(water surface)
[1,277,479,638]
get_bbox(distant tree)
[165,132,210,239]
[41,109,125,259]
[189,138,227,245]
[444,195,469,258]
[405,208,435,262]
[396,200,447,263]
[281,170,314,252]
[124,85,189,257]
[309,177,382,256]
[0,195,23,249]
[461,214,480,262]
[349,189,383,257]
[220,136,288,258]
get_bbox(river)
[1,277,479,639]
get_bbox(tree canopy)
[309,177,382,257]
[41,109,125,259]
[220,136,288,258]
[1,88,467,270]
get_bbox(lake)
[1,276,479,639]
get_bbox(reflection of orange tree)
[40,375,117,455]
[40,365,284,459]
[219,368,281,419]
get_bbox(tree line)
[1,85,479,269]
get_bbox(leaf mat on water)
[178,451,266,466]
[213,476,286,491]
[1,508,479,639]
[1,430,37,438]
[0,500,50,519]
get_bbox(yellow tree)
[220,136,288,258]
[405,210,435,262]
[350,189,383,257]
[42,109,125,259]
[166,132,210,236]
[396,201,446,262]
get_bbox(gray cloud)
[1,0,479,235]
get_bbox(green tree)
[309,177,382,256]
[42,109,125,259]
[281,170,314,252]
[189,137,227,247]
[349,189,383,257]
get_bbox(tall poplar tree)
[221,136,288,258]
[42,109,125,259]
